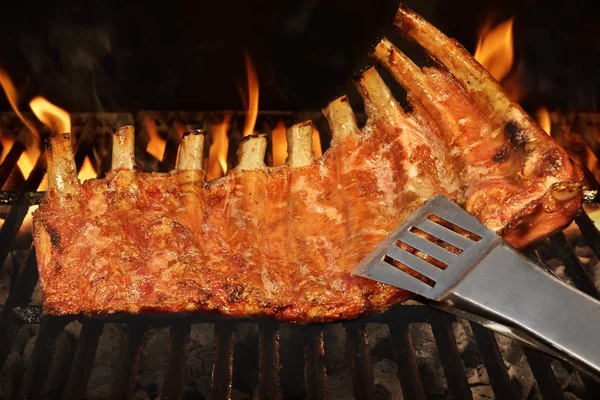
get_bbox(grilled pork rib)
[33,5,583,322]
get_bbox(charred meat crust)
[34,4,583,323]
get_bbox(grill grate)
[1,111,600,399]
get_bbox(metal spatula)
[354,194,600,376]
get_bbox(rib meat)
[33,5,583,322]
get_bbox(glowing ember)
[474,16,515,83]
[78,156,97,183]
[242,50,259,137]
[207,113,232,180]
[30,96,71,135]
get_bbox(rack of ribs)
[33,5,583,322]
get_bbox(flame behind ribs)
[33,5,583,322]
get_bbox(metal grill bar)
[430,316,473,400]
[0,191,44,205]
[470,323,518,399]
[0,140,25,188]
[0,155,46,268]
[344,321,375,400]
[303,326,327,400]
[111,324,147,400]
[549,233,600,298]
[17,317,66,400]
[161,323,191,400]
[61,321,103,400]
[523,348,566,399]
[388,319,426,400]
[258,323,281,400]
[0,249,39,370]
[210,323,236,399]
[576,212,600,259]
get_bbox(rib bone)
[236,133,267,171]
[176,129,206,171]
[353,66,404,124]
[322,96,359,145]
[392,5,578,183]
[286,121,314,168]
[46,132,79,195]
[112,125,136,170]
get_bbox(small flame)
[30,96,71,135]
[207,113,232,180]
[0,132,39,182]
[174,121,189,140]
[78,156,97,183]
[242,50,259,137]
[474,17,515,82]
[312,126,323,158]
[535,107,551,135]
[0,135,15,164]
[271,120,287,166]
[143,115,166,161]
[0,68,39,146]
[16,150,37,181]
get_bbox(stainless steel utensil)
[354,194,600,376]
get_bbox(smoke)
[20,21,122,112]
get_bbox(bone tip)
[370,37,393,59]
[44,132,71,149]
[323,95,349,114]
[368,36,386,56]
[182,129,206,138]
[352,64,376,83]
[240,132,267,143]
[113,124,134,137]
[394,4,417,27]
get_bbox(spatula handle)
[446,244,600,375]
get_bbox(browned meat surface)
[33,5,583,322]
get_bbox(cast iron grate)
[1,111,600,399]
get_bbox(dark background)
[0,0,598,113]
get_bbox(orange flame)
[174,121,189,140]
[78,156,97,183]
[474,17,515,83]
[535,107,551,135]
[0,68,39,145]
[30,96,71,135]
[207,113,232,180]
[242,50,259,137]
[0,69,44,184]
[271,120,287,166]
[143,115,166,161]
[0,135,15,165]
[312,126,323,158]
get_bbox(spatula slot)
[408,227,463,256]
[382,255,436,287]
[393,239,448,270]
[426,214,482,242]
